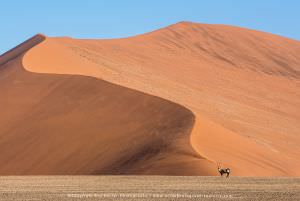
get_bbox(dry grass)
[0,176,299,200]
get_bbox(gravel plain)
[0,176,299,201]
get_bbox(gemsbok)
[217,163,230,178]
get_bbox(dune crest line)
[0,34,45,66]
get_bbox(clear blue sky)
[1,0,299,54]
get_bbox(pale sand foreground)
[0,176,299,201]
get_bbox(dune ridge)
[0,34,45,66]
[1,22,300,176]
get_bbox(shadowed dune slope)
[0,37,217,175]
[23,22,300,176]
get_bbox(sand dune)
[1,22,300,176]
[0,48,216,175]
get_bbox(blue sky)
[1,0,299,54]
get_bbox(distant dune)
[0,22,299,176]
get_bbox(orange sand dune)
[1,22,300,176]
[0,48,215,175]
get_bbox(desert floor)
[0,176,299,200]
